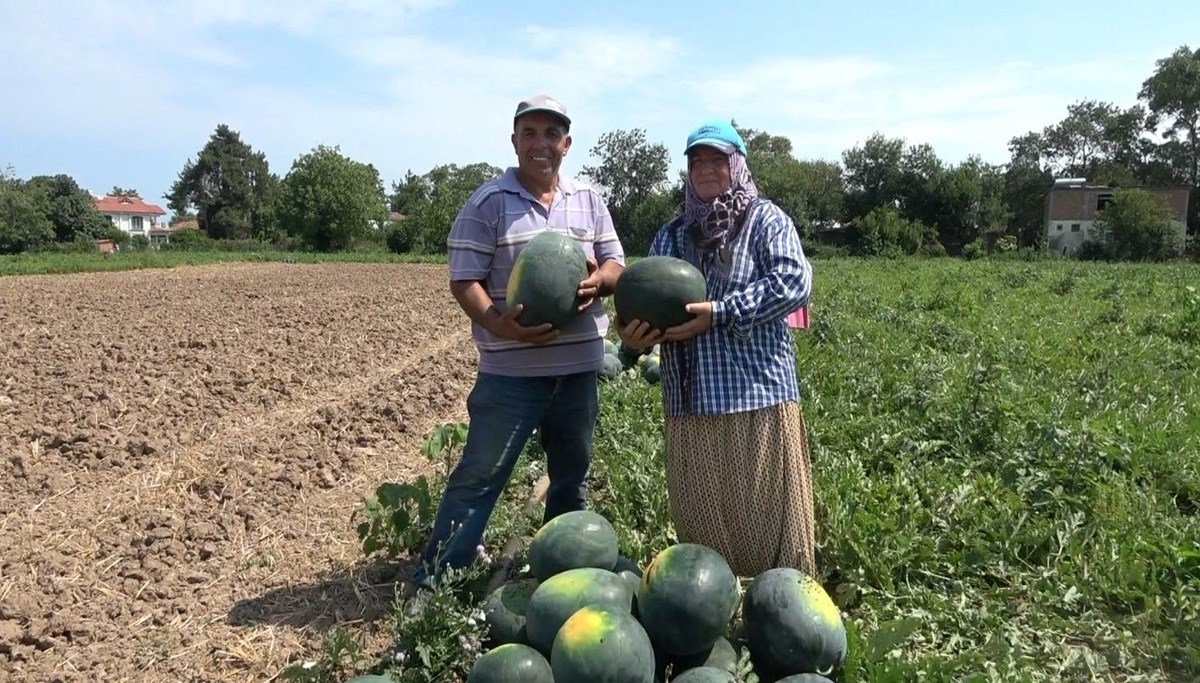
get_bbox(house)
[93,195,168,242]
[1044,179,1190,256]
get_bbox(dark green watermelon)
[617,340,645,369]
[637,543,739,658]
[742,568,847,679]
[669,666,737,682]
[613,555,643,595]
[481,578,538,646]
[670,636,739,674]
[466,643,553,682]
[505,230,587,329]
[524,566,633,656]
[601,352,623,381]
[527,509,618,581]
[550,604,655,683]
[614,256,707,331]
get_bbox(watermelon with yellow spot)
[466,642,553,683]
[524,566,633,656]
[741,568,847,679]
[636,543,739,658]
[505,230,588,329]
[527,509,619,582]
[550,604,655,683]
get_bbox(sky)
[0,1,1195,218]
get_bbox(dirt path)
[0,262,477,682]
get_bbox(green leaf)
[864,617,923,662]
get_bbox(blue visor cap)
[685,120,747,156]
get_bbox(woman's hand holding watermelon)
[662,301,713,342]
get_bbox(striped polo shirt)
[447,167,626,377]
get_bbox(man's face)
[512,112,572,184]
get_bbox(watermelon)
[505,230,588,329]
[669,667,737,682]
[466,643,553,682]
[613,555,642,593]
[524,566,633,656]
[741,568,847,679]
[481,578,538,646]
[550,604,656,683]
[637,544,739,658]
[669,636,739,675]
[527,509,619,581]
[604,338,619,356]
[601,352,623,381]
[617,340,645,369]
[614,256,707,331]
[642,354,661,385]
[775,675,835,683]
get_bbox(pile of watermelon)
[602,339,661,385]
[462,509,847,683]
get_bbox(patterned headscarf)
[684,150,759,264]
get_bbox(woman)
[617,119,817,578]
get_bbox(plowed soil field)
[0,262,477,682]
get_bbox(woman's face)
[688,146,731,201]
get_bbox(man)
[408,94,625,598]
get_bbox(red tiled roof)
[93,195,166,216]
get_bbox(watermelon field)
[2,255,1198,682]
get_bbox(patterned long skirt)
[664,400,817,578]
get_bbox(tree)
[732,123,811,234]
[0,171,54,254]
[278,145,389,252]
[1003,132,1055,248]
[108,186,140,197]
[842,133,906,220]
[1140,45,1200,189]
[1031,100,1151,185]
[24,174,110,242]
[794,160,846,234]
[580,129,670,249]
[168,124,278,240]
[930,156,1009,251]
[1093,188,1182,261]
[394,162,503,253]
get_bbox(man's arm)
[451,279,558,344]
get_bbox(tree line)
[2,45,1197,260]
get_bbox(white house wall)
[1047,218,1187,255]
[104,212,153,238]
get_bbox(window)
[1071,223,1081,232]
[1096,193,1114,212]
[1056,223,1064,231]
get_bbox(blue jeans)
[412,370,599,587]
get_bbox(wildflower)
[475,544,492,565]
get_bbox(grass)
[0,249,447,276]
[300,255,1198,682]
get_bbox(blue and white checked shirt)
[649,199,812,418]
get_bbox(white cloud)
[0,2,1178,209]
